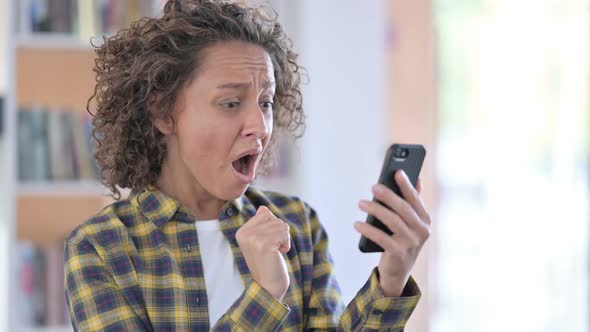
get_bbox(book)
[18,107,99,183]
[78,0,98,40]
[17,241,68,327]
[28,0,157,38]
[30,0,50,32]
[17,108,32,181]
[32,246,47,325]
[47,0,73,33]
[0,96,4,136]
[16,241,36,327]
[81,111,100,177]
[71,112,95,179]
[61,112,79,179]
[18,107,50,181]
[47,110,72,180]
[45,243,66,326]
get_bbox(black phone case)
[358,144,426,253]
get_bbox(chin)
[213,172,253,201]
[218,184,249,201]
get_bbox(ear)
[148,92,174,135]
[154,115,174,135]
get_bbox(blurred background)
[0,0,588,331]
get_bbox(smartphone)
[358,144,426,253]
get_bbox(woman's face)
[160,41,275,200]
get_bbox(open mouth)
[232,154,255,176]
[231,148,262,183]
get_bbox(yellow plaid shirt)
[65,186,420,331]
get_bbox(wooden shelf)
[16,47,96,110]
[16,33,95,50]
[18,180,106,196]
[21,326,72,332]
[17,192,113,245]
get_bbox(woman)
[64,0,432,331]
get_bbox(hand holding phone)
[358,144,426,253]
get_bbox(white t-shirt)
[195,220,246,328]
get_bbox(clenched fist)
[236,206,291,301]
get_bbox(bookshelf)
[21,327,72,332]
[16,47,95,109]
[18,192,111,245]
[4,0,435,330]
[4,0,167,330]
[15,34,93,50]
[0,0,300,332]
[4,1,299,330]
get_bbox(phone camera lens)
[395,148,409,158]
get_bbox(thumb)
[278,239,291,253]
[256,205,274,217]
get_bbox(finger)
[372,183,423,231]
[254,206,272,222]
[257,205,275,218]
[261,222,291,251]
[256,206,284,224]
[257,205,270,214]
[260,222,289,235]
[354,221,399,253]
[279,240,291,253]
[416,177,422,194]
[278,226,291,253]
[358,200,410,237]
[395,170,430,224]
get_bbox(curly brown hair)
[89,0,305,198]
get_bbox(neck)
[156,158,226,221]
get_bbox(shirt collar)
[130,188,252,229]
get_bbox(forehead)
[197,41,275,82]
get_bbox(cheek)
[179,125,221,164]
[176,115,235,172]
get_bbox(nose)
[243,103,270,140]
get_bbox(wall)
[291,0,437,331]
[0,0,5,95]
[295,0,387,304]
[387,1,437,331]
[0,0,13,329]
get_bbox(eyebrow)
[216,80,275,90]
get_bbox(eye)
[221,101,240,110]
[260,101,274,112]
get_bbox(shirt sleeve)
[211,280,291,331]
[304,203,421,332]
[64,237,150,332]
